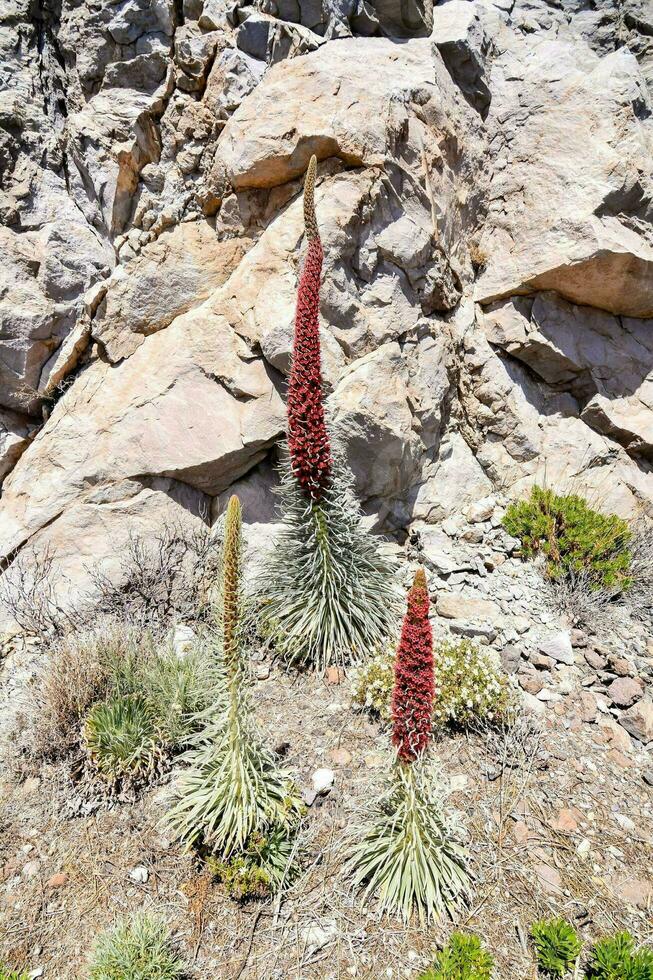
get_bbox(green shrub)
[137,648,218,747]
[585,932,653,979]
[32,626,218,767]
[351,639,517,729]
[88,914,185,980]
[0,967,29,980]
[205,824,299,901]
[29,625,143,761]
[420,932,494,979]
[69,629,222,785]
[84,694,161,785]
[503,487,631,591]
[530,918,582,977]
[207,854,272,901]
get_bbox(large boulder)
[0,304,286,569]
[209,36,469,190]
[477,38,653,317]
[481,293,653,460]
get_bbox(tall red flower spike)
[391,568,435,763]
[286,154,332,501]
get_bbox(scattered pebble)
[128,866,149,884]
[312,768,335,795]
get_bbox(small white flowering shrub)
[351,638,517,730]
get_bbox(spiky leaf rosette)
[88,914,184,980]
[168,492,301,857]
[166,685,302,855]
[83,693,162,785]
[286,154,332,501]
[256,445,400,670]
[392,568,435,762]
[345,760,470,923]
[530,919,582,977]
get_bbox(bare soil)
[1,647,652,979]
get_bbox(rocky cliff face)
[1,0,653,597]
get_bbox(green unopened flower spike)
[222,494,242,676]
[167,495,302,874]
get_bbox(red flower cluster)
[391,568,435,763]
[287,158,332,500]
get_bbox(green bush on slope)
[419,932,494,979]
[503,486,631,592]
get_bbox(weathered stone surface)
[539,633,575,667]
[330,336,448,512]
[0,307,285,576]
[236,12,324,64]
[462,324,653,518]
[619,700,653,743]
[436,594,502,624]
[0,411,33,484]
[481,294,653,461]
[210,36,471,189]
[608,677,644,708]
[431,0,491,116]
[93,221,248,362]
[2,0,653,614]
[413,431,493,524]
[477,38,653,318]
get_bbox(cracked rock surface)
[1,0,653,598]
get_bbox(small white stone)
[312,768,335,795]
[22,860,41,879]
[614,813,636,834]
[172,624,196,658]
[539,631,574,666]
[129,866,149,883]
[301,919,338,952]
[448,774,469,792]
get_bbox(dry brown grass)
[469,241,488,271]
[22,625,152,765]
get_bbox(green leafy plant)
[28,625,150,762]
[139,648,220,747]
[70,626,222,786]
[83,694,162,785]
[0,967,30,980]
[31,624,219,774]
[420,932,494,979]
[206,827,298,901]
[88,914,185,980]
[585,932,653,979]
[207,853,273,901]
[167,496,303,885]
[530,918,582,977]
[352,639,517,729]
[503,486,632,592]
